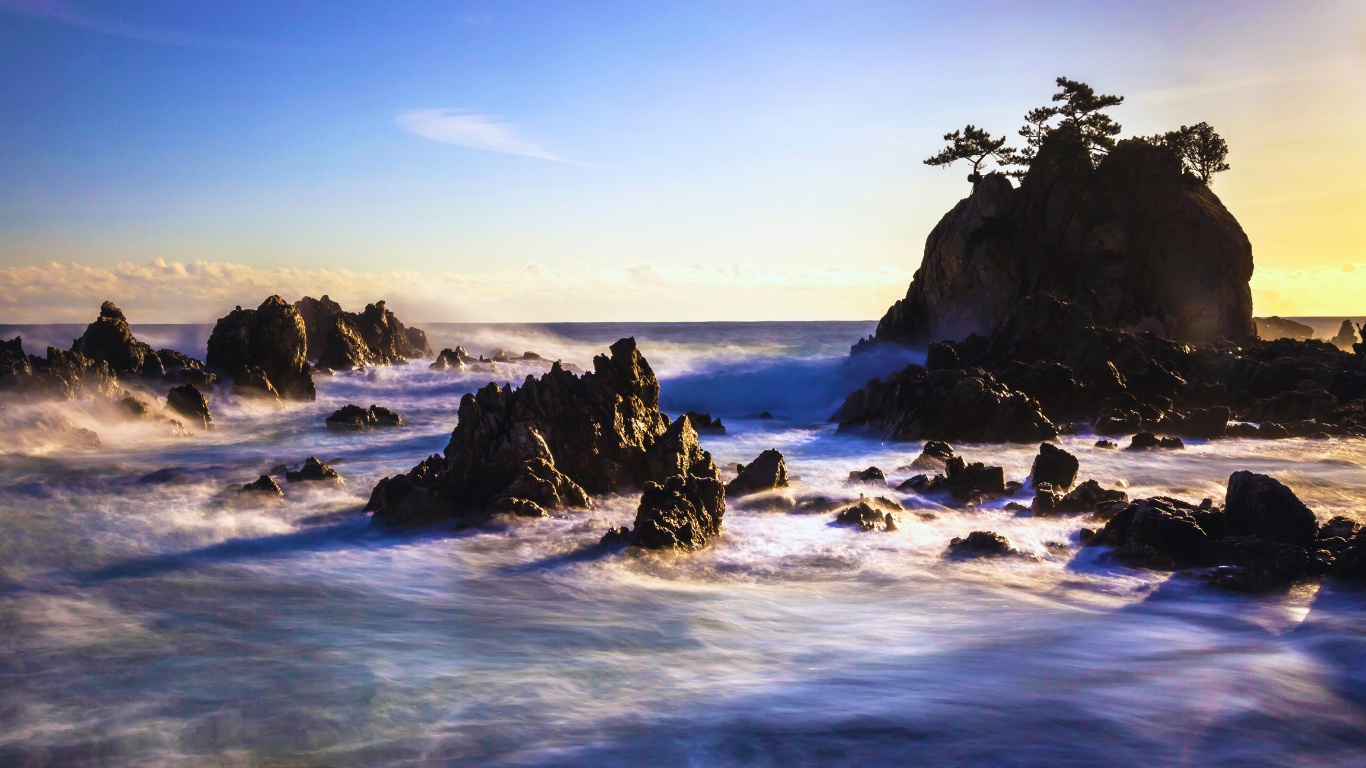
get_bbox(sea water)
[1,321,1363,766]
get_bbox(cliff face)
[871,138,1255,347]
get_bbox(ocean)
[1,320,1364,766]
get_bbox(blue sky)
[1,0,1364,321]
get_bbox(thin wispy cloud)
[0,0,277,52]
[396,109,569,162]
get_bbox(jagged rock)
[116,396,153,421]
[206,296,315,400]
[155,349,214,387]
[1224,471,1317,548]
[909,440,958,470]
[599,526,632,546]
[430,347,472,370]
[241,475,284,498]
[0,338,120,400]
[317,315,375,371]
[834,501,899,532]
[285,457,342,484]
[946,531,1019,558]
[367,338,715,525]
[1126,432,1184,451]
[1329,320,1357,352]
[294,295,344,359]
[1056,479,1128,514]
[1167,406,1230,439]
[835,365,1056,443]
[848,466,886,485]
[1031,483,1063,515]
[294,296,433,368]
[1094,439,1118,449]
[1254,316,1314,341]
[629,473,726,550]
[166,384,212,429]
[1312,517,1362,573]
[70,301,164,378]
[727,449,788,497]
[683,411,726,434]
[1091,497,1220,568]
[865,133,1254,348]
[1030,442,1078,491]
[325,404,403,431]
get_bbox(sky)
[1,0,1363,323]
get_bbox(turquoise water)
[1,322,1364,766]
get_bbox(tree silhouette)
[1011,77,1124,171]
[923,125,1018,183]
[1161,122,1231,184]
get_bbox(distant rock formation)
[1254,316,1315,342]
[865,136,1254,347]
[70,301,165,378]
[1329,319,1358,351]
[1,337,120,400]
[293,295,433,370]
[367,338,718,525]
[206,296,315,400]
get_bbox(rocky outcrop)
[206,296,315,400]
[285,457,342,484]
[1329,320,1358,352]
[628,473,726,550]
[0,338,120,400]
[864,136,1254,348]
[834,501,900,532]
[70,301,164,378]
[1029,443,1077,491]
[683,411,726,434]
[241,475,284,498]
[367,338,718,526]
[325,404,403,431]
[1224,471,1317,548]
[839,293,1366,442]
[1254,316,1314,342]
[727,449,788,497]
[295,296,433,370]
[166,384,212,429]
[430,347,472,370]
[946,531,1020,558]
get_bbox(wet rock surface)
[367,338,718,526]
[285,457,342,484]
[834,501,899,532]
[430,347,472,370]
[628,474,727,550]
[947,531,1020,558]
[206,296,316,400]
[727,449,788,497]
[166,384,213,430]
[1030,443,1078,491]
[241,475,284,498]
[325,404,403,431]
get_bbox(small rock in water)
[285,457,343,485]
[847,466,886,485]
[1031,483,1064,515]
[1125,432,1183,451]
[727,449,788,497]
[946,531,1020,558]
[241,475,284,498]
[1029,443,1078,491]
[599,526,632,546]
[909,440,958,470]
[1094,439,1119,449]
[834,501,898,532]
[166,384,213,430]
[325,404,404,431]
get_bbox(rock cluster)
[70,301,165,378]
[1254,316,1315,342]
[368,338,720,529]
[898,447,1018,506]
[1,338,120,400]
[1088,471,1337,591]
[325,404,403,431]
[834,500,900,532]
[839,293,1366,442]
[293,296,433,371]
[946,531,1020,558]
[863,137,1254,348]
[206,296,315,400]
[430,347,472,370]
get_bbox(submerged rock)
[834,501,899,532]
[166,384,213,430]
[629,473,726,550]
[206,296,315,400]
[286,457,342,484]
[325,404,403,431]
[241,475,284,498]
[1125,432,1184,451]
[847,466,887,485]
[727,449,788,498]
[946,531,1020,558]
[70,301,165,378]
[367,338,717,526]
[909,440,958,470]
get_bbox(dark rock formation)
[1055,479,1128,515]
[325,404,403,431]
[430,347,472,370]
[285,457,342,484]
[155,349,214,387]
[0,338,120,400]
[70,301,164,377]
[241,475,284,498]
[865,135,1254,348]
[1224,471,1317,548]
[848,466,887,485]
[946,531,1020,558]
[1029,443,1078,491]
[1329,320,1357,352]
[901,454,1012,507]
[909,440,958,470]
[166,384,212,430]
[1254,316,1314,342]
[683,411,726,434]
[1092,496,1220,569]
[367,338,717,526]
[1095,439,1118,449]
[834,365,1056,443]
[296,297,433,370]
[206,296,315,400]
[1126,432,1184,451]
[628,473,726,550]
[727,449,788,497]
[834,501,899,532]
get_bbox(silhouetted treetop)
[923,124,1018,184]
[1159,122,1231,185]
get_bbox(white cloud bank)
[396,109,569,161]
[0,258,916,324]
